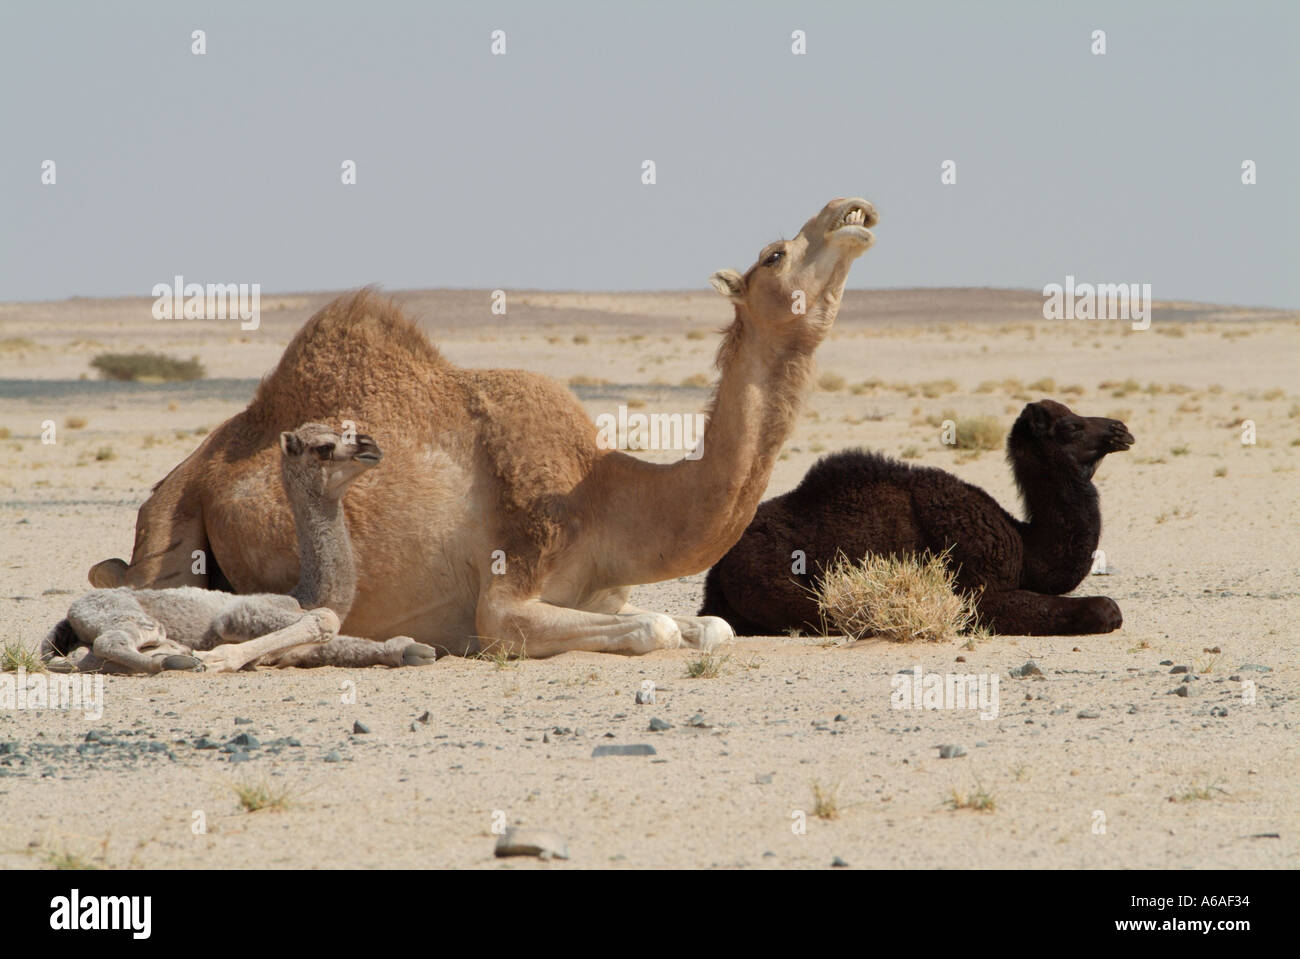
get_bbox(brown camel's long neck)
[287,492,357,616]
[1015,464,1101,594]
[597,314,817,584]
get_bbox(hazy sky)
[2,0,1297,306]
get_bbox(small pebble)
[938,744,966,759]
[649,718,673,732]
[353,721,371,735]
[1077,710,1100,719]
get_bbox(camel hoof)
[45,656,78,674]
[401,643,439,666]
[161,654,205,672]
[88,557,128,589]
[691,616,735,651]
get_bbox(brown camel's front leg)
[976,590,1122,636]
[477,596,685,658]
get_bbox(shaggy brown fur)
[700,400,1134,636]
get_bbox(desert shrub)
[90,352,204,382]
[815,549,977,643]
[953,415,1002,451]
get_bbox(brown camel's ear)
[709,269,746,303]
[280,431,304,456]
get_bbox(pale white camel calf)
[43,423,438,673]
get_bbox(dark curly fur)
[700,399,1134,636]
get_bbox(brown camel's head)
[1010,399,1134,482]
[279,422,383,500]
[708,197,877,346]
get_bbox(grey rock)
[938,744,967,759]
[831,856,849,868]
[229,751,251,764]
[1076,710,1101,719]
[1158,660,1174,666]
[230,732,260,749]
[687,713,709,728]
[416,711,431,724]
[1236,664,1272,673]
[1172,685,1194,697]
[234,717,252,725]
[649,718,673,732]
[635,688,656,705]
[324,749,343,763]
[591,743,656,758]
[352,721,371,735]
[1009,661,1043,678]
[494,827,570,860]
[1210,706,1229,717]
[834,714,848,722]
[1170,665,1189,674]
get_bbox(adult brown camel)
[90,197,879,657]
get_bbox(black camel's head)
[1009,399,1134,482]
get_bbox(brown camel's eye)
[762,249,784,267]
[312,444,334,460]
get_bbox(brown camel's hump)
[249,288,449,429]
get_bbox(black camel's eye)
[762,249,784,267]
[312,444,335,459]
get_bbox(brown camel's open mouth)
[829,203,878,244]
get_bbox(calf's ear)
[280,432,303,456]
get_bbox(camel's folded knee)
[308,607,341,640]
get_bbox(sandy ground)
[0,288,1297,869]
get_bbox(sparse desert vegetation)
[90,351,205,382]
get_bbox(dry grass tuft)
[953,416,1002,451]
[232,777,294,813]
[811,781,841,819]
[685,650,730,678]
[815,550,977,643]
[1,640,45,673]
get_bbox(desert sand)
[0,288,1296,869]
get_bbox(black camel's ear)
[709,269,746,304]
[280,431,303,456]
[1023,402,1053,437]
